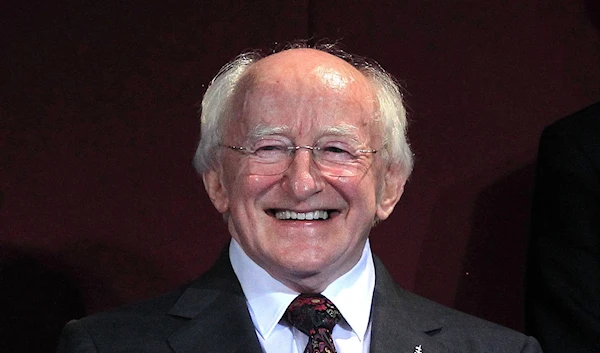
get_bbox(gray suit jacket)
[58,252,542,353]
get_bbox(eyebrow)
[247,123,361,144]
[320,124,361,144]
[247,125,290,141]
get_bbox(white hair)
[193,43,413,178]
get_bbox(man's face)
[204,49,405,292]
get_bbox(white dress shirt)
[229,239,375,353]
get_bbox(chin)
[277,252,337,275]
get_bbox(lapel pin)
[413,344,423,353]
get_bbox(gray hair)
[193,43,414,178]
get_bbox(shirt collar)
[230,238,375,342]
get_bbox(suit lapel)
[166,251,263,353]
[370,257,457,353]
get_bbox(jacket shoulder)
[372,257,542,353]
[59,286,188,352]
[543,101,600,138]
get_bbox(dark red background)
[2,1,600,351]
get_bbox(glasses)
[221,142,378,177]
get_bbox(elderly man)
[58,45,542,353]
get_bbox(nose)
[282,148,324,200]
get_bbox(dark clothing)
[59,252,541,352]
[527,102,600,353]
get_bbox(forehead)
[229,49,380,141]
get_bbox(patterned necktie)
[286,293,343,353]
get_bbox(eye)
[252,143,290,160]
[319,144,356,162]
[322,146,348,154]
[255,145,284,152]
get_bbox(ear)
[375,164,407,221]
[202,168,230,214]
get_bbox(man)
[527,101,600,353]
[58,44,542,352]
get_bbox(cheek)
[332,175,378,210]
[221,155,265,196]
[230,174,280,205]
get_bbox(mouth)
[270,209,332,220]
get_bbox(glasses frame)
[220,143,378,177]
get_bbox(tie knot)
[286,294,342,335]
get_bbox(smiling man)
[58,44,543,353]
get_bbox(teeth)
[275,210,329,220]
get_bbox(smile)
[274,210,330,220]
